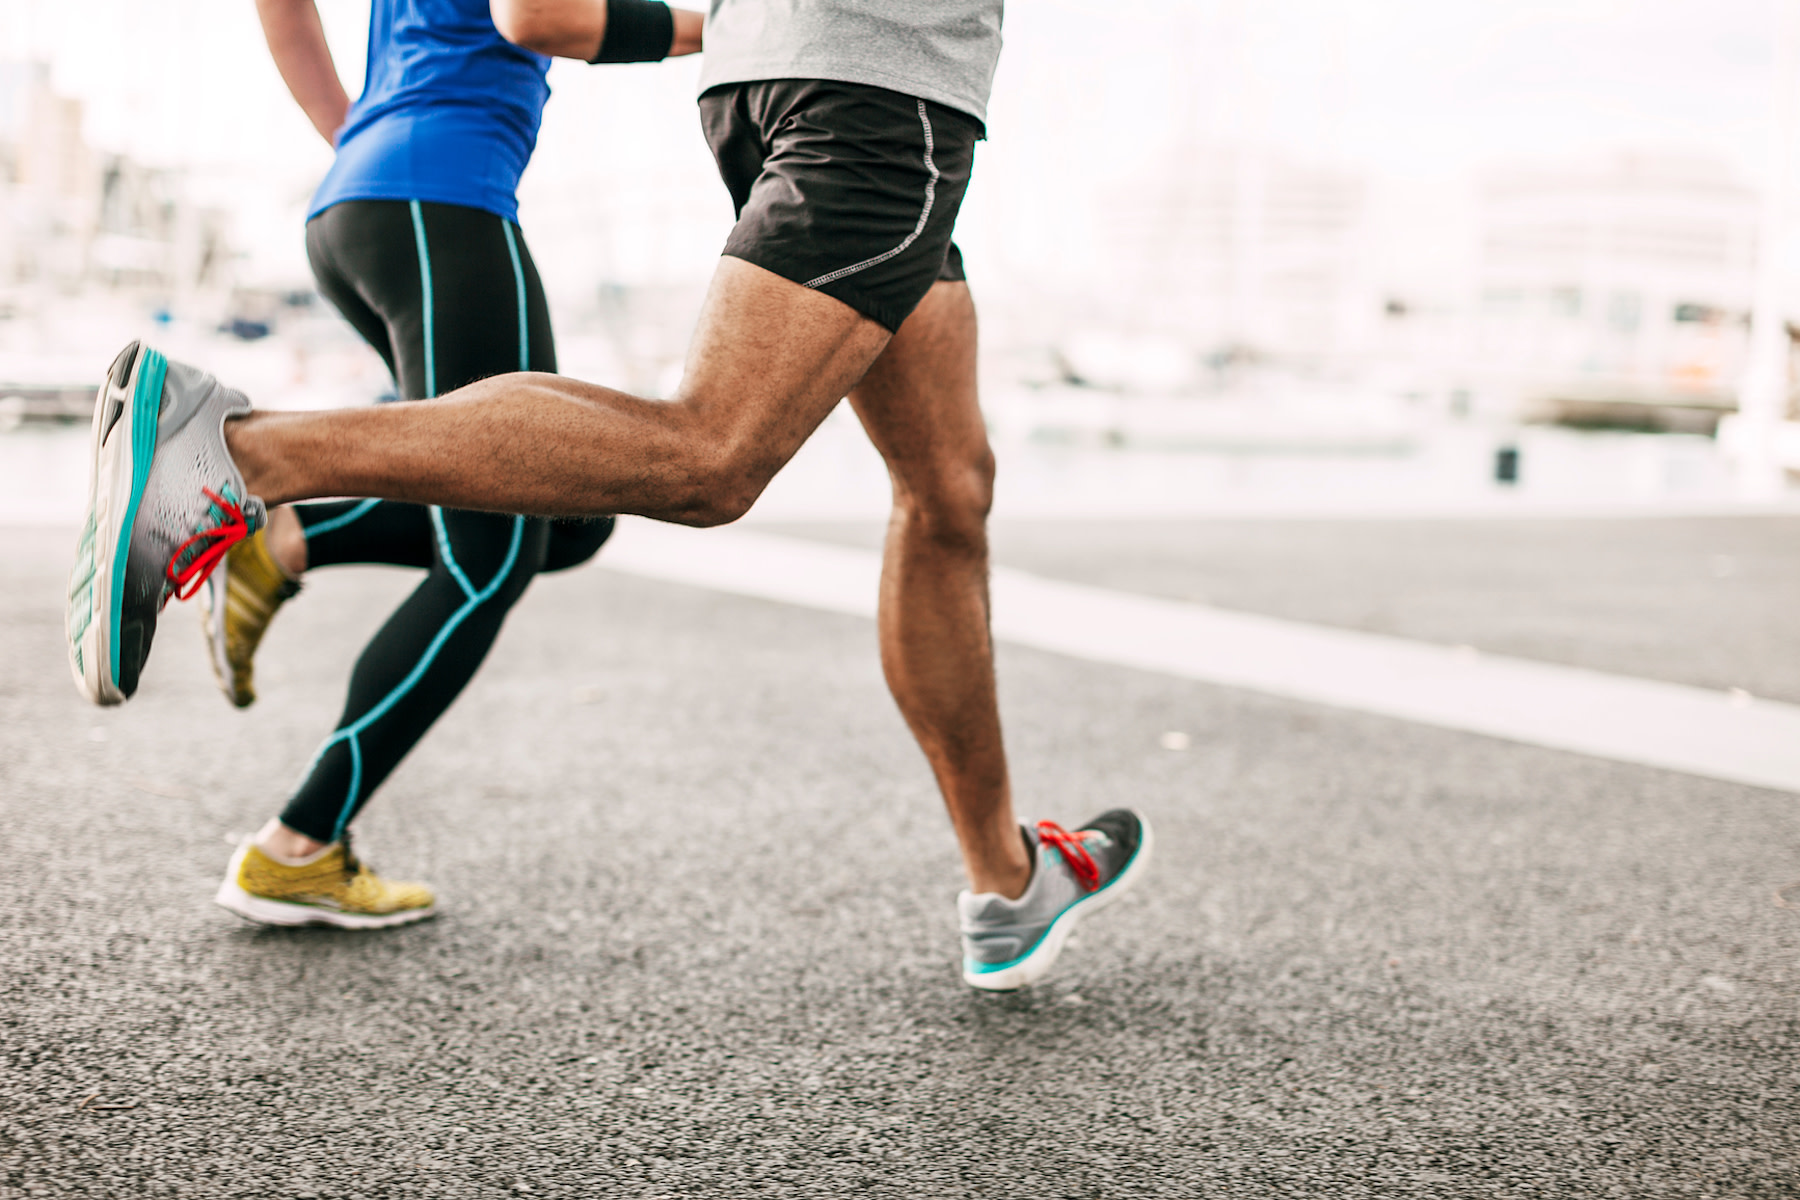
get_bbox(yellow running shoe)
[197,526,298,708]
[214,836,436,929]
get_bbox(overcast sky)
[0,0,1788,296]
[3,1,1778,170]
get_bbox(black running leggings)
[279,200,612,843]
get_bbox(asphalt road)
[3,518,1798,1199]
[779,515,1800,705]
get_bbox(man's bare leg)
[227,258,891,522]
[847,281,1031,900]
[85,256,1037,897]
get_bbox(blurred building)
[0,60,95,290]
[0,60,234,298]
[1471,152,1762,425]
[1097,143,1372,369]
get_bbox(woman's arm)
[491,0,703,61]
[254,0,351,145]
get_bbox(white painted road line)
[599,522,1800,795]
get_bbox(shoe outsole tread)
[67,340,153,706]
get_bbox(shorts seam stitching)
[801,100,938,290]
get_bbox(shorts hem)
[720,250,909,333]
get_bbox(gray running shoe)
[959,809,1153,991]
[66,342,264,705]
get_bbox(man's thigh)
[675,256,891,486]
[683,78,985,495]
[848,280,990,501]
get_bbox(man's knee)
[557,387,802,526]
[896,444,995,552]
[675,477,764,527]
[661,425,793,527]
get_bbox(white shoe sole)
[963,815,1156,992]
[213,880,436,929]
[213,843,436,930]
[69,344,156,706]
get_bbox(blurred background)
[3,0,1800,522]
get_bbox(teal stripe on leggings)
[317,513,526,840]
[409,199,436,399]
[502,221,528,372]
[296,200,442,553]
[299,498,381,539]
[298,202,526,840]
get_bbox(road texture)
[781,516,1800,705]
[3,517,1798,1199]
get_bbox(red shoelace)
[165,487,251,602]
[1036,819,1100,892]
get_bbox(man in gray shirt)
[67,0,1150,991]
[701,0,1003,127]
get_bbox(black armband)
[589,0,675,63]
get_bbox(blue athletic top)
[308,0,551,223]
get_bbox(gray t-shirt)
[698,0,1004,126]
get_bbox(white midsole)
[213,879,435,930]
[963,815,1156,991]
[65,377,106,701]
[74,355,145,706]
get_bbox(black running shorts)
[699,79,982,333]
